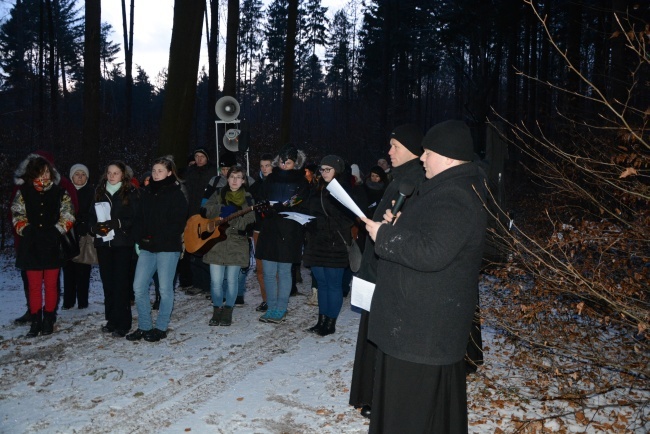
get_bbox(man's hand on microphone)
[383,208,400,224]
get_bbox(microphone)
[390,180,415,220]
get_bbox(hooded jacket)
[11,153,75,270]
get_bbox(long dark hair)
[95,160,133,205]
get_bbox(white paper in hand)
[94,202,115,241]
[351,276,375,311]
[326,178,365,218]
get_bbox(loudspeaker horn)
[223,128,241,152]
[215,96,240,122]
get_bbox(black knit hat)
[194,147,210,161]
[219,151,237,168]
[390,123,424,157]
[278,144,298,162]
[320,155,345,175]
[422,120,474,162]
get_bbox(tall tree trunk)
[83,0,101,177]
[121,0,134,130]
[159,0,205,165]
[45,0,58,136]
[564,1,582,117]
[207,0,219,150]
[38,0,45,144]
[279,0,299,144]
[223,0,239,97]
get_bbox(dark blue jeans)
[312,266,345,318]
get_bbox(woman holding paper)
[89,161,139,337]
[302,155,356,336]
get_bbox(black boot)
[209,307,223,326]
[307,314,325,334]
[14,309,32,325]
[26,310,42,338]
[42,311,56,335]
[317,316,336,336]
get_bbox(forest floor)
[0,249,647,433]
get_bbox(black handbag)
[60,225,80,261]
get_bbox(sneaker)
[126,329,149,341]
[235,296,245,307]
[144,328,167,342]
[255,301,268,312]
[259,310,274,323]
[267,309,287,324]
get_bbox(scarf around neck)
[224,188,246,207]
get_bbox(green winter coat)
[202,189,255,267]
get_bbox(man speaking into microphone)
[361,120,488,434]
[349,123,425,418]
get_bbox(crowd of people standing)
[10,118,488,433]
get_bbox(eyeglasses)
[229,176,244,180]
[319,167,333,173]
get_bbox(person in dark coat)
[348,124,425,418]
[62,164,94,309]
[302,155,356,336]
[10,150,78,325]
[127,156,188,343]
[362,166,388,219]
[248,153,275,312]
[254,144,309,324]
[361,120,488,434]
[89,161,139,337]
[182,147,218,295]
[11,154,76,337]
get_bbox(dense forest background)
[0,1,648,426]
[0,0,645,176]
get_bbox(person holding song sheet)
[348,123,425,418]
[361,120,488,433]
[302,155,356,336]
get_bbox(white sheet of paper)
[94,202,115,241]
[279,212,315,225]
[326,178,365,218]
[351,276,376,311]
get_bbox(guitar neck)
[207,204,256,226]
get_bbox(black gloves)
[21,224,35,237]
[199,207,208,218]
[104,219,119,230]
[94,222,109,236]
[271,202,285,212]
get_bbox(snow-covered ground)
[0,250,647,433]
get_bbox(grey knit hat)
[320,155,345,175]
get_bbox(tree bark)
[83,0,101,176]
[159,0,205,166]
[207,0,219,148]
[121,0,134,130]
[279,0,299,144]
[223,0,239,97]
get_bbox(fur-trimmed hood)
[271,149,307,170]
[14,153,62,186]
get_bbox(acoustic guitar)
[184,202,268,255]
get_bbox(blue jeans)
[133,250,180,331]
[262,260,292,312]
[210,264,240,307]
[312,266,345,319]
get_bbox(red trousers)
[26,269,60,313]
